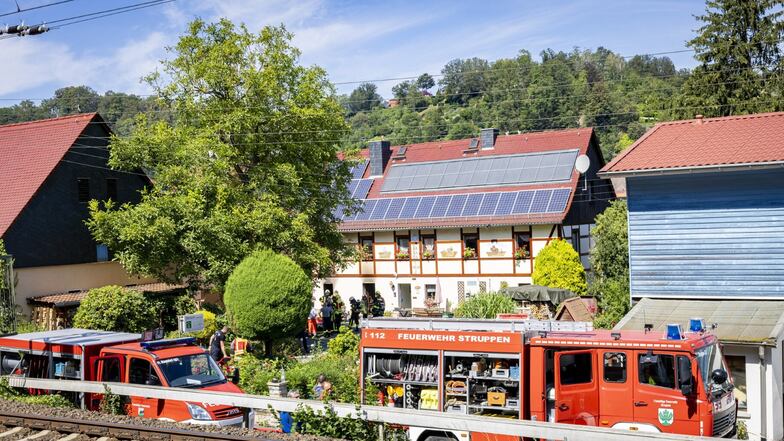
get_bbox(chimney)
[480,128,499,149]
[695,114,704,125]
[368,140,392,176]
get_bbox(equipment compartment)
[363,349,439,410]
[443,351,521,417]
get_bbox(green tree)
[678,0,784,117]
[590,200,629,281]
[223,249,312,354]
[73,285,157,333]
[346,82,382,115]
[415,73,435,91]
[590,200,631,328]
[0,240,14,335]
[87,20,353,288]
[41,86,100,116]
[532,239,587,295]
[439,57,490,104]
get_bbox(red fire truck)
[360,318,736,440]
[0,328,250,427]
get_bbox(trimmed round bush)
[532,239,587,295]
[224,249,312,349]
[73,285,157,333]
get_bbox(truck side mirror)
[232,367,240,385]
[711,368,727,385]
[677,356,694,396]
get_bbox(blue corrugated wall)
[627,168,784,298]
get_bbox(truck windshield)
[695,343,726,393]
[156,353,226,388]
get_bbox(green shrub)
[236,354,292,395]
[532,239,587,295]
[590,200,629,281]
[328,326,359,356]
[73,285,157,333]
[288,404,381,441]
[146,291,197,331]
[0,378,73,408]
[592,278,631,329]
[454,292,516,318]
[224,249,312,352]
[192,310,217,341]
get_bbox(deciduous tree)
[87,20,353,288]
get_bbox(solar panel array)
[381,149,578,193]
[341,188,571,222]
[347,178,373,199]
[350,160,369,179]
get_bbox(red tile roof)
[0,113,99,237]
[601,111,784,175]
[340,128,595,230]
[28,283,187,306]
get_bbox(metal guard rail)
[2,376,719,441]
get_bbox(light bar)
[140,337,196,350]
[689,318,705,333]
[666,324,683,341]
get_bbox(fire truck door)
[554,350,599,425]
[90,356,125,410]
[633,351,698,433]
[128,357,163,419]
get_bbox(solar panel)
[347,179,359,197]
[429,195,452,218]
[354,199,377,221]
[385,198,405,219]
[353,179,373,199]
[494,192,517,216]
[547,188,571,212]
[369,199,391,220]
[415,196,437,218]
[399,197,421,219]
[446,194,468,217]
[380,149,578,193]
[529,190,553,213]
[350,160,369,179]
[512,191,534,214]
[461,194,484,216]
[478,193,500,216]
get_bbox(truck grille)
[713,405,735,437]
[213,407,242,420]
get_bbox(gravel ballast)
[0,398,331,441]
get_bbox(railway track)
[0,410,271,441]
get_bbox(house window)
[726,356,747,409]
[396,236,410,254]
[359,235,373,260]
[96,244,109,262]
[638,353,676,389]
[77,178,90,203]
[425,284,436,301]
[106,178,118,201]
[421,234,436,252]
[514,231,531,257]
[462,232,478,256]
[603,352,627,383]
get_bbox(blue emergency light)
[689,318,705,333]
[666,324,683,340]
[140,337,196,350]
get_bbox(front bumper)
[182,410,255,428]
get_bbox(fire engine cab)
[360,317,736,440]
[0,328,250,427]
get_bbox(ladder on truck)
[360,317,593,332]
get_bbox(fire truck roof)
[530,329,717,351]
[0,329,141,357]
[107,340,206,359]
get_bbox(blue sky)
[0,0,706,104]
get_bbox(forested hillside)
[1,0,782,161]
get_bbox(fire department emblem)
[658,408,674,426]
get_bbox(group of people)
[307,289,387,336]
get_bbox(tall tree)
[41,86,100,116]
[88,19,353,287]
[415,73,435,91]
[345,82,382,115]
[678,0,784,117]
[439,57,490,104]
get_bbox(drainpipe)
[759,345,767,441]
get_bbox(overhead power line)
[0,0,74,18]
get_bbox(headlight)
[186,402,212,421]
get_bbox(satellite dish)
[575,154,591,174]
